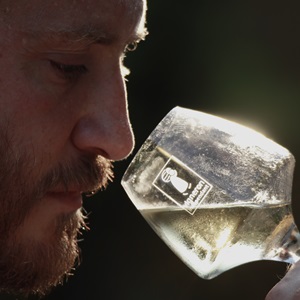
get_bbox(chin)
[0,209,87,296]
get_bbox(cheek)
[0,142,37,238]
[0,71,53,130]
[0,54,85,169]
[0,73,72,152]
[0,92,66,185]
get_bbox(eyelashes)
[50,60,88,81]
[49,57,130,82]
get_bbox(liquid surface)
[141,204,299,279]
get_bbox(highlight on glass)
[122,106,298,280]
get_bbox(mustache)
[36,155,114,198]
[0,154,113,236]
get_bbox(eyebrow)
[27,23,148,50]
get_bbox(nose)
[71,69,135,161]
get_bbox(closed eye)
[50,60,88,80]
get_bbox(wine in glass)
[121,107,299,279]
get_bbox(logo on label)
[152,156,212,215]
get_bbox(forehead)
[2,0,146,41]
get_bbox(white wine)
[141,204,299,279]
[122,107,297,279]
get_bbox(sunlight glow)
[216,228,232,249]
[214,243,263,273]
[181,107,291,157]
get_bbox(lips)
[46,190,83,211]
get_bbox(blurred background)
[2,0,300,299]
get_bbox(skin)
[266,261,300,300]
[0,0,147,296]
[1,0,297,298]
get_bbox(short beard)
[0,129,114,296]
[0,210,86,297]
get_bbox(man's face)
[0,0,146,296]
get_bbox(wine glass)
[121,106,299,279]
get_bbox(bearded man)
[0,0,147,296]
[1,1,300,299]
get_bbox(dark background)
[2,1,300,299]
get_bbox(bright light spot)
[215,243,263,272]
[216,228,232,249]
[180,107,291,157]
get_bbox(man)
[0,0,147,296]
[0,1,299,299]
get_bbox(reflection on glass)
[122,107,299,279]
